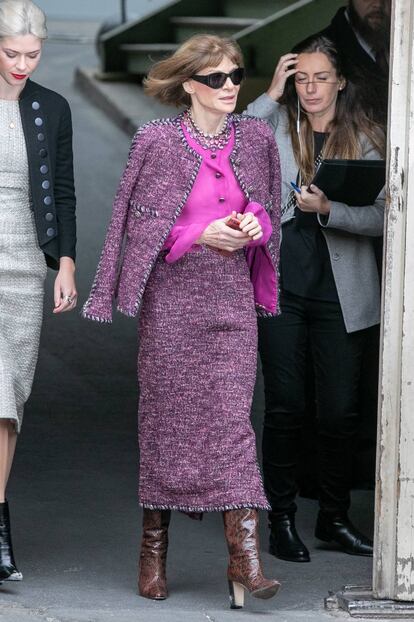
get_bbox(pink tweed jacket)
[82,113,281,322]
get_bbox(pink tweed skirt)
[137,247,270,512]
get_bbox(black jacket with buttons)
[19,79,76,270]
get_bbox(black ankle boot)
[269,513,310,563]
[0,501,23,581]
[315,511,373,557]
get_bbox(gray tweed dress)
[0,100,47,433]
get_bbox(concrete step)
[47,19,100,43]
[171,15,258,42]
[120,43,179,74]
[223,0,296,19]
[120,42,179,52]
[75,66,175,136]
[170,16,257,26]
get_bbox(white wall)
[35,0,171,21]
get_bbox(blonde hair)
[0,0,47,40]
[144,34,244,107]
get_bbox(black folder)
[310,159,386,206]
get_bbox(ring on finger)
[64,295,73,304]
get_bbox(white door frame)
[373,0,414,602]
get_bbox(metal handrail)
[120,0,127,23]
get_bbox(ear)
[338,79,346,91]
[182,79,195,95]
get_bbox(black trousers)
[258,291,368,517]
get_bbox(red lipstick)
[11,73,27,80]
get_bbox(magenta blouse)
[162,123,277,313]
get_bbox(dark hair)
[281,35,385,183]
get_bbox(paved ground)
[0,31,397,622]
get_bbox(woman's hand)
[236,211,263,241]
[267,53,298,101]
[295,185,331,216]
[53,256,78,314]
[197,215,250,252]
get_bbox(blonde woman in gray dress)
[0,0,77,582]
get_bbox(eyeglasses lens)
[294,79,338,85]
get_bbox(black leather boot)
[0,501,23,581]
[315,512,373,557]
[269,513,310,562]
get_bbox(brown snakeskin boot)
[138,509,171,600]
[223,508,281,609]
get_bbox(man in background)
[321,0,390,127]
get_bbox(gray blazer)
[246,93,385,333]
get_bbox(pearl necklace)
[183,109,232,151]
[0,99,18,129]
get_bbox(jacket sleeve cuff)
[59,252,76,263]
[82,294,113,323]
[164,223,206,263]
[317,202,345,228]
[245,201,272,247]
[58,237,77,262]
[317,198,385,237]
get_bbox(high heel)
[228,579,245,609]
[0,501,22,582]
[138,508,171,600]
[228,576,278,609]
[223,508,280,609]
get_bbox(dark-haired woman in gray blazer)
[246,35,385,563]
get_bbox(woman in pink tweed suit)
[83,35,281,609]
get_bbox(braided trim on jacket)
[118,113,202,317]
[82,116,182,322]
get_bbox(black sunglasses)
[191,67,245,89]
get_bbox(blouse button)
[42,180,50,190]
[45,213,54,222]
[37,133,45,141]
[40,165,48,174]
[46,227,55,237]
[39,148,47,157]
[44,196,52,206]
[32,101,40,110]
[215,172,222,178]
[211,153,217,159]
[219,197,226,203]
[35,117,43,126]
